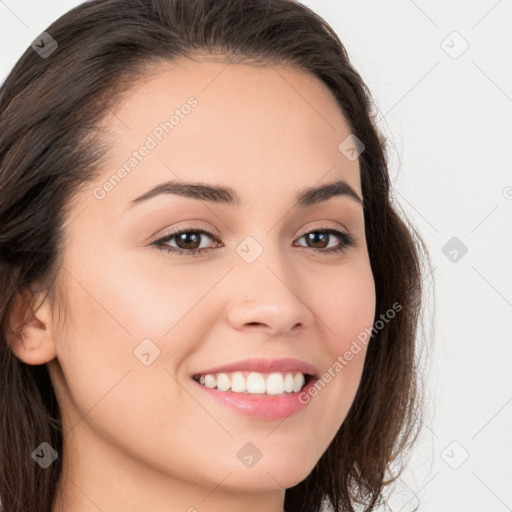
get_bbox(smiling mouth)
[192,371,314,395]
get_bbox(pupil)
[308,232,327,248]
[178,232,200,249]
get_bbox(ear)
[6,285,58,365]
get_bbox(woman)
[0,1,431,511]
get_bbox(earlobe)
[6,286,58,365]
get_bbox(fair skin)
[12,56,376,512]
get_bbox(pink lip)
[191,357,319,378]
[192,375,318,420]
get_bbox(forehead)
[89,57,362,213]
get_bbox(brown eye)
[303,231,330,249]
[295,228,356,254]
[153,229,220,256]
[173,231,202,250]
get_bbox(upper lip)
[192,358,319,379]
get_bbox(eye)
[294,226,356,254]
[152,224,356,257]
[152,228,221,257]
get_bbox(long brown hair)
[0,1,432,510]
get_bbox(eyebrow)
[127,178,363,210]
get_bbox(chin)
[221,457,317,492]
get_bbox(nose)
[225,251,315,337]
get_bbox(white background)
[1,1,511,511]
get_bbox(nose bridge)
[235,228,293,294]
[225,231,313,333]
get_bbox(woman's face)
[47,57,376,508]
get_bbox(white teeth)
[216,373,231,392]
[195,370,309,395]
[284,373,294,393]
[247,372,266,393]
[204,374,216,389]
[266,372,285,395]
[231,371,247,392]
[292,373,305,392]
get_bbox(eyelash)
[152,224,356,257]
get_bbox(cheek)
[53,250,220,422]
[53,269,202,472]
[312,258,376,352]
[304,259,375,419]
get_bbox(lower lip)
[192,376,318,420]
